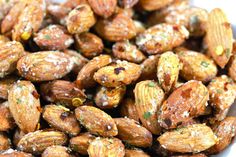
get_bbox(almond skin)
[0,101,15,131]
[75,106,118,137]
[70,132,95,155]
[95,13,136,41]
[120,98,139,122]
[118,0,138,8]
[134,80,165,134]
[114,118,153,147]
[159,80,209,129]
[125,149,150,157]
[66,4,96,34]
[0,76,18,100]
[88,137,125,157]
[34,25,74,51]
[42,104,81,136]
[88,0,117,18]
[17,130,68,154]
[138,0,174,11]
[94,61,141,87]
[76,55,112,89]
[42,146,71,157]
[0,150,33,157]
[136,23,189,54]
[157,124,217,153]
[0,41,25,78]
[8,81,41,133]
[17,51,74,81]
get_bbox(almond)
[114,118,153,147]
[0,150,33,157]
[136,23,189,54]
[159,80,209,129]
[0,41,25,78]
[42,104,81,136]
[17,51,74,81]
[17,130,67,154]
[228,54,236,81]
[0,76,18,100]
[88,0,117,18]
[125,149,150,157]
[95,13,136,41]
[157,124,217,153]
[118,0,138,8]
[120,98,139,122]
[8,81,41,133]
[95,86,126,109]
[0,132,11,151]
[76,55,112,89]
[75,106,118,137]
[94,61,141,87]
[0,35,9,45]
[0,101,15,132]
[134,80,165,134]
[66,4,96,34]
[70,132,95,155]
[42,146,71,157]
[138,0,174,11]
[205,8,233,68]
[88,137,125,157]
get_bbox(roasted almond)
[118,0,138,8]
[0,132,11,151]
[94,61,141,87]
[138,0,174,11]
[17,51,74,81]
[8,81,41,133]
[228,54,236,81]
[17,130,67,154]
[95,86,126,109]
[0,150,33,157]
[114,118,153,147]
[0,35,9,45]
[0,76,18,100]
[134,80,165,134]
[125,149,150,157]
[0,101,15,132]
[157,124,217,153]
[159,80,209,129]
[88,137,125,157]
[42,146,71,157]
[136,24,189,54]
[120,98,139,122]
[75,106,118,137]
[66,4,96,34]
[76,55,112,89]
[70,132,95,155]
[42,104,81,136]
[205,8,233,68]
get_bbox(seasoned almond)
[207,117,236,154]
[176,49,217,83]
[17,130,67,154]
[88,0,117,18]
[95,86,126,109]
[42,105,81,136]
[205,8,233,68]
[207,75,236,121]
[40,80,86,108]
[17,51,74,81]
[8,81,41,133]
[95,13,136,41]
[66,4,96,34]
[12,0,45,41]
[0,132,11,151]
[136,24,189,54]
[70,132,95,155]
[159,80,209,129]
[0,101,15,132]
[112,40,146,63]
[171,154,207,157]
[157,124,217,153]
[75,32,103,58]
[0,41,25,78]
[0,150,33,157]
[76,55,112,89]
[115,118,152,147]
[134,80,165,134]
[75,106,118,137]
[134,20,146,35]
[0,76,18,100]
[88,137,125,157]
[138,0,174,11]
[118,0,138,8]
[125,149,150,157]
[34,25,74,50]
[94,61,141,87]
[42,146,71,157]
[157,51,180,93]
[120,98,139,122]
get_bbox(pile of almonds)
[0,0,236,156]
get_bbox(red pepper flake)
[114,67,125,75]
[181,88,192,99]
[32,91,40,99]
[173,25,179,31]
[223,22,231,29]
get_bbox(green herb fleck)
[216,89,223,94]
[148,81,155,87]
[200,61,209,68]
[160,33,168,39]
[225,48,231,58]
[44,34,51,40]
[143,111,152,120]
[16,98,22,104]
